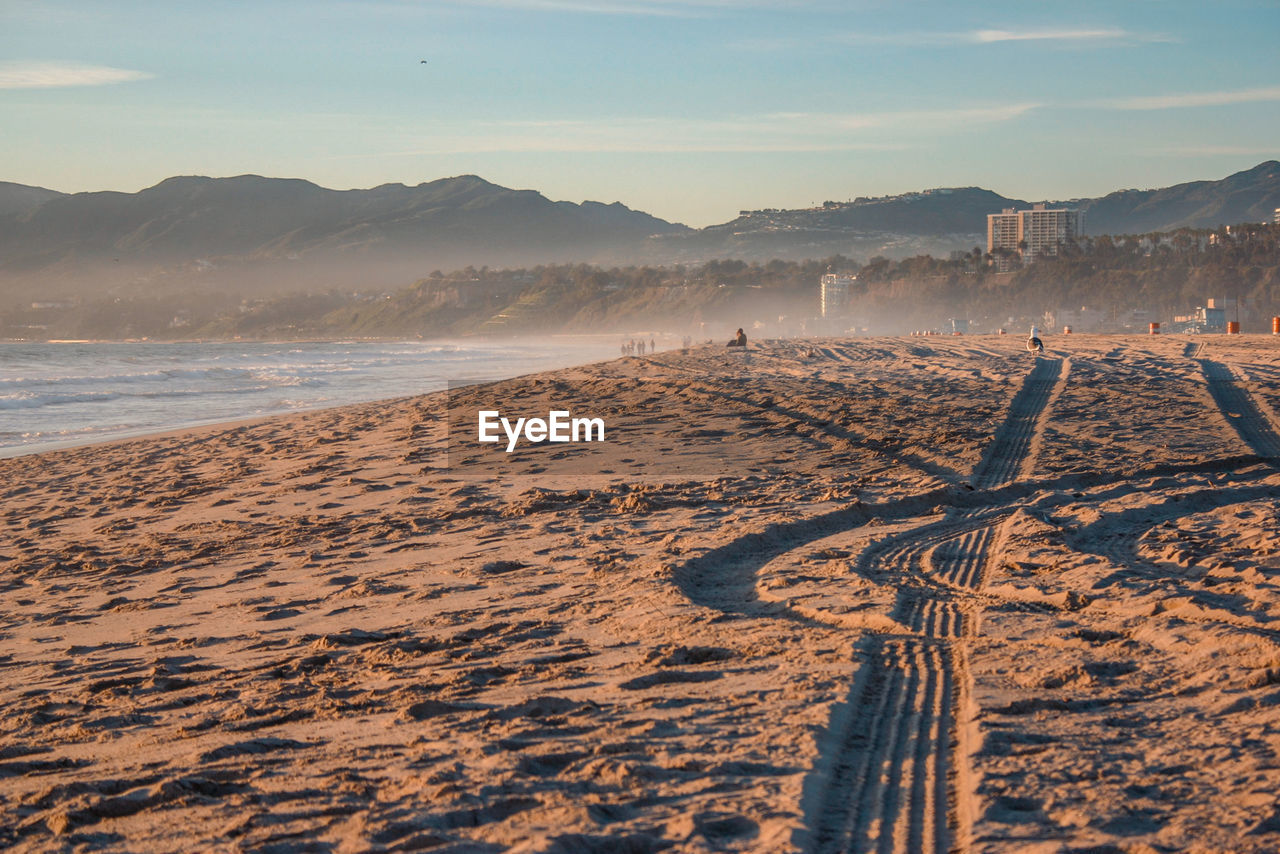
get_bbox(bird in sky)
[420,59,428,64]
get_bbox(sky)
[2,0,1278,227]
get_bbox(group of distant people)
[620,332,746,356]
[618,324,1046,357]
[621,325,1044,355]
[621,337,657,356]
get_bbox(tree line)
[3,223,1277,340]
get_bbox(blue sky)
[2,0,1278,226]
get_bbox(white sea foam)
[0,337,620,456]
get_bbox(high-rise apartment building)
[987,204,1082,271]
[820,273,855,317]
[987,209,1020,269]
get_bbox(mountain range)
[2,162,1278,301]
[0,174,686,300]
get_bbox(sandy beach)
[3,334,1280,853]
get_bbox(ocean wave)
[0,391,121,410]
[0,365,318,387]
[0,338,620,454]
[0,380,332,411]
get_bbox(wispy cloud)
[354,118,906,155]
[974,27,1130,43]
[427,0,806,16]
[326,102,1036,157]
[0,62,152,90]
[829,26,1172,48]
[1154,144,1280,156]
[765,103,1041,131]
[1099,85,1280,110]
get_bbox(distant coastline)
[0,336,624,458]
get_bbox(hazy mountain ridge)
[0,174,689,298]
[649,162,1280,262]
[648,186,1029,262]
[5,174,683,262]
[2,163,1278,300]
[1078,161,1280,234]
[0,181,65,218]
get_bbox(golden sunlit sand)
[3,334,1280,852]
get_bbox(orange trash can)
[1150,322,1160,334]
[1227,321,1240,334]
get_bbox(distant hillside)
[647,187,1026,262]
[3,162,1279,302]
[0,181,65,217]
[1078,161,1280,235]
[0,174,688,299]
[646,162,1280,262]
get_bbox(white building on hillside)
[987,204,1082,270]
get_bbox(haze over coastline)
[3,161,1278,344]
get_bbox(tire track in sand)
[806,356,1066,854]
[972,357,1065,488]
[1197,358,1280,459]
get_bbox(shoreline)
[8,331,1276,461]
[1,331,677,346]
[3,335,1280,851]
[0,334,632,460]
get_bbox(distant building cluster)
[1046,305,1153,332]
[986,204,1082,271]
[1172,298,1234,333]
[820,273,856,317]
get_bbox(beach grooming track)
[1036,349,1280,641]
[971,357,1065,489]
[807,356,1066,854]
[1196,357,1280,458]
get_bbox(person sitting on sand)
[727,328,747,348]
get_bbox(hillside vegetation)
[4,223,1278,340]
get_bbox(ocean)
[0,337,623,457]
